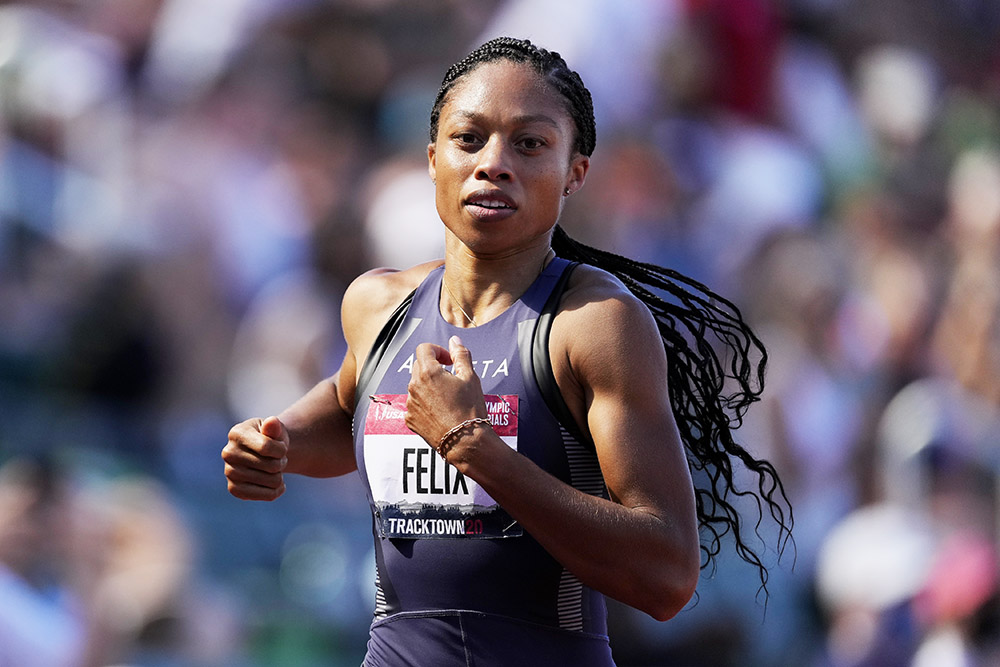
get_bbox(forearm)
[455,428,700,621]
[278,375,357,478]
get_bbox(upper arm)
[552,273,698,534]
[278,263,437,477]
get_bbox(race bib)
[364,394,522,539]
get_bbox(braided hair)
[431,37,793,595]
[430,36,596,157]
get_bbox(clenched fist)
[222,416,289,500]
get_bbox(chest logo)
[395,354,509,379]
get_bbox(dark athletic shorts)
[363,610,616,667]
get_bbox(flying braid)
[433,37,793,596]
[552,225,793,595]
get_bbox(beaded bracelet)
[437,417,492,459]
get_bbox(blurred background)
[1,0,999,665]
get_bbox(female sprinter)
[223,37,791,667]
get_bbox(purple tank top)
[352,257,611,643]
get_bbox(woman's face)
[428,60,589,257]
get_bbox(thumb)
[260,416,287,442]
[449,335,474,378]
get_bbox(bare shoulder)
[342,260,443,367]
[555,263,656,335]
[342,260,442,318]
[551,263,666,383]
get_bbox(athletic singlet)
[352,257,616,666]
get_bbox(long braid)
[552,226,793,594]
[433,37,793,595]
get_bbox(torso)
[343,259,619,445]
[350,258,615,665]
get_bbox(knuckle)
[228,419,253,440]
[261,457,285,474]
[260,440,287,459]
[221,443,242,462]
[223,462,246,482]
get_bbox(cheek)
[545,194,565,221]
[435,149,471,185]
[534,171,569,210]
[434,166,468,224]
[525,188,564,226]
[435,187,452,222]
[436,166,463,204]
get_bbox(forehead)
[440,60,571,126]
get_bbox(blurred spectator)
[814,503,932,667]
[0,456,89,667]
[3,0,1000,664]
[0,456,236,666]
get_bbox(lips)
[464,190,517,220]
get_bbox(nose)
[475,135,512,182]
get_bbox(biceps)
[588,389,692,512]
[336,348,359,413]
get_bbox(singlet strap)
[355,289,416,412]
[527,261,594,452]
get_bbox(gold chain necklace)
[443,249,555,328]
[442,277,478,327]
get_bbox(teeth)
[475,200,508,209]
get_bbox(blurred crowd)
[1,0,999,665]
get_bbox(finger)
[221,443,286,474]
[227,478,286,501]
[224,462,284,489]
[225,420,287,461]
[448,335,474,379]
[413,343,452,374]
[260,416,287,444]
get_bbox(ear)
[427,142,437,183]
[564,154,590,196]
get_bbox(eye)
[517,136,546,152]
[452,132,482,148]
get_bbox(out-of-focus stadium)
[1,1,998,665]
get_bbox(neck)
[441,238,554,327]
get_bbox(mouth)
[464,190,517,218]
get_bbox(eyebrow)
[449,110,561,129]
